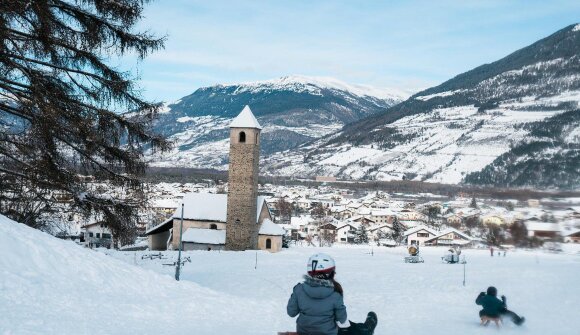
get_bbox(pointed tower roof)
[230,105,262,129]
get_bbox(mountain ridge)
[146,75,404,168]
[260,24,580,189]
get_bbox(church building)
[146,106,285,252]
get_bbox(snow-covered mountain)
[147,75,405,168]
[262,24,580,189]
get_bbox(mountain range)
[146,75,405,168]
[147,24,580,189]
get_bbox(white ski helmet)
[307,253,336,277]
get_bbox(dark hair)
[332,279,343,296]
[487,286,497,296]
[311,269,336,281]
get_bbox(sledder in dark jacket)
[476,286,525,325]
[287,253,378,335]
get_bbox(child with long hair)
[287,253,378,335]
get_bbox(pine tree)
[509,220,528,247]
[470,197,478,209]
[282,234,291,248]
[354,224,369,244]
[311,202,327,219]
[277,198,293,221]
[0,0,169,244]
[390,216,405,245]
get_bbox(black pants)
[338,321,374,335]
[479,309,522,324]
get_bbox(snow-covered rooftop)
[424,228,473,242]
[182,228,226,244]
[403,225,437,236]
[172,193,268,223]
[230,105,262,129]
[525,221,561,232]
[258,219,286,236]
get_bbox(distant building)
[564,230,580,243]
[525,220,560,240]
[423,228,473,246]
[403,226,438,246]
[81,222,112,248]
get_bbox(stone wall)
[226,127,261,250]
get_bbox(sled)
[480,316,501,328]
[277,332,298,335]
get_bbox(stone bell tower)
[225,105,262,251]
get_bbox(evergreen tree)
[423,204,441,226]
[509,220,528,247]
[354,224,369,244]
[277,198,293,221]
[311,202,327,219]
[0,0,168,244]
[485,223,505,246]
[282,234,291,248]
[390,217,405,245]
[470,197,479,209]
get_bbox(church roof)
[145,194,270,235]
[230,105,262,129]
[259,219,286,236]
[175,193,268,222]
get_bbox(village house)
[403,225,438,246]
[423,228,473,246]
[398,208,427,222]
[151,198,180,216]
[351,216,376,226]
[481,214,506,226]
[368,224,393,242]
[525,220,561,240]
[370,209,396,225]
[81,222,113,248]
[443,213,463,227]
[330,205,355,220]
[336,223,359,243]
[563,229,580,243]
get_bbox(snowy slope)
[108,245,580,335]
[261,24,580,188]
[0,215,267,334]
[2,214,580,334]
[144,76,405,169]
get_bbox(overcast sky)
[122,0,580,102]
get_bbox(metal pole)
[175,203,184,281]
[463,261,466,287]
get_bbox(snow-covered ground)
[2,214,580,335]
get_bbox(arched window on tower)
[239,131,246,143]
[235,219,241,224]
[255,133,259,144]
[210,224,217,230]
[266,238,272,249]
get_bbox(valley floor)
[2,214,579,335]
